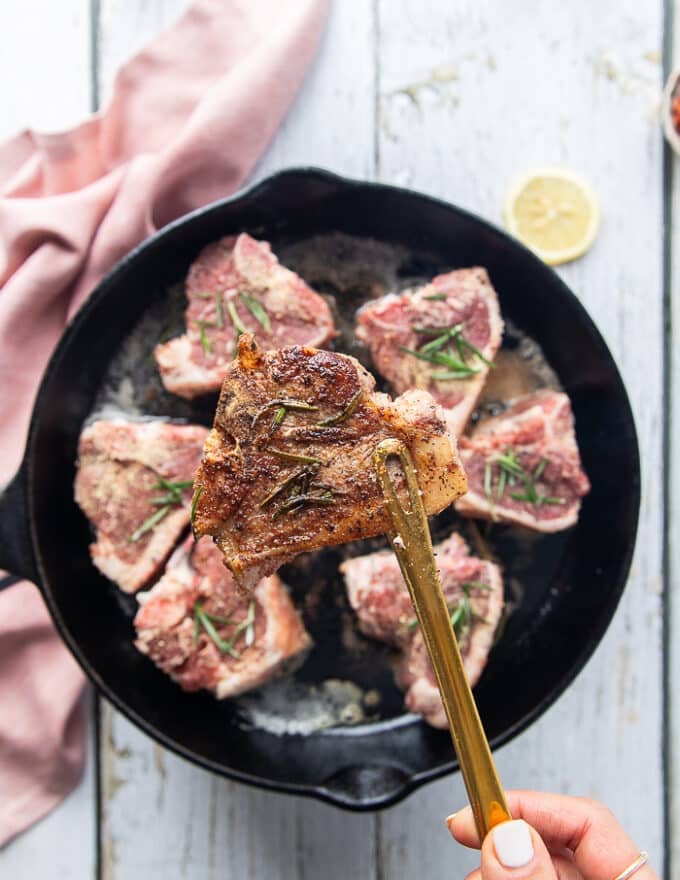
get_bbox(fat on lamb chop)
[455,389,590,532]
[155,233,336,399]
[341,532,503,729]
[134,536,311,698]
[355,268,503,437]
[74,419,208,593]
[191,335,467,591]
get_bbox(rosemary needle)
[239,292,271,334]
[269,448,323,465]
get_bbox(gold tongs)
[375,438,511,840]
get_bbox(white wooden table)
[0,1,674,877]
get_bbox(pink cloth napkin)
[0,0,328,846]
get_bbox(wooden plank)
[0,0,92,138]
[376,0,665,876]
[99,2,379,878]
[100,703,378,880]
[0,2,97,878]
[667,3,680,877]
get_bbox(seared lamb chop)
[192,335,467,590]
[134,536,311,698]
[341,533,503,728]
[355,268,503,436]
[74,419,208,592]
[455,389,590,532]
[155,233,336,398]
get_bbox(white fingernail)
[492,820,534,868]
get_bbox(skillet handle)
[0,463,39,587]
[319,765,412,810]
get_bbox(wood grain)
[376,0,665,876]
[0,0,92,138]
[667,2,679,876]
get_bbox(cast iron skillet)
[0,168,640,810]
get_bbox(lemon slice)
[504,169,600,266]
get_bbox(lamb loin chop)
[74,419,208,593]
[341,533,503,728]
[191,335,467,590]
[455,389,590,531]
[155,233,336,398]
[134,536,311,698]
[355,268,503,437]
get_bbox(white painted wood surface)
[377,2,665,876]
[0,0,670,877]
[668,3,680,875]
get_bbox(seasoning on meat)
[455,389,590,531]
[191,335,467,590]
[74,419,208,592]
[341,532,503,728]
[355,268,503,436]
[134,536,311,698]
[155,233,337,398]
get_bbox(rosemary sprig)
[129,505,172,543]
[483,462,496,520]
[402,321,494,378]
[461,580,492,592]
[422,292,447,301]
[450,583,492,639]
[269,448,323,465]
[318,389,363,427]
[226,300,250,339]
[271,491,334,520]
[485,448,565,508]
[197,320,212,354]
[193,603,241,658]
[272,407,287,430]
[251,398,318,429]
[399,345,475,373]
[239,292,271,334]
[156,478,194,492]
[194,600,257,655]
[431,368,480,380]
[130,479,193,542]
[457,335,494,368]
[510,492,566,505]
[407,582,489,638]
[412,323,465,336]
[214,293,224,330]
[191,484,204,529]
[259,468,313,508]
[259,463,336,519]
[496,467,507,500]
[533,457,548,480]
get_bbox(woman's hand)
[447,790,658,880]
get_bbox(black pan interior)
[26,170,639,809]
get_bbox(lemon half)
[504,169,600,266]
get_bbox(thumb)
[481,820,558,880]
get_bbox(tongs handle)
[375,438,510,840]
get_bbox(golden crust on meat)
[192,335,467,589]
